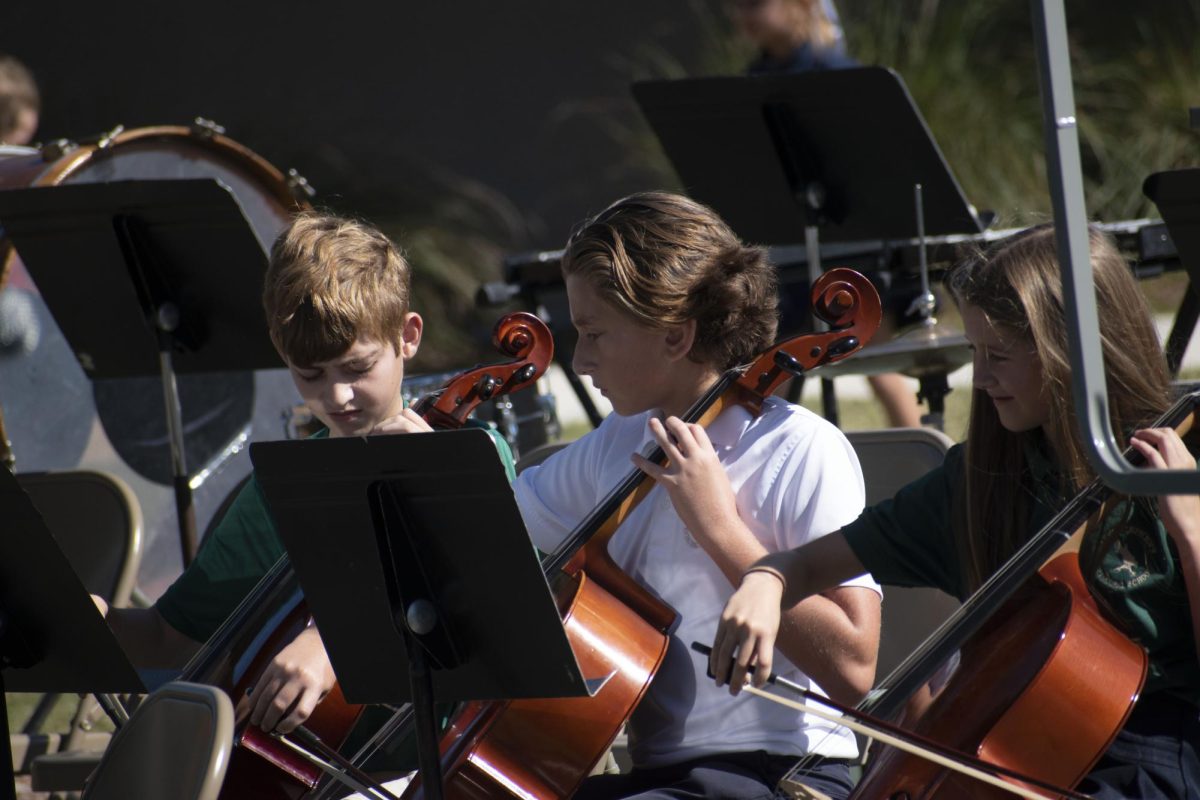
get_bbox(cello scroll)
[735,268,882,407]
[411,311,553,430]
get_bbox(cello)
[178,310,554,800]
[403,268,882,800]
[774,390,1200,798]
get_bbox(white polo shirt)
[513,396,878,769]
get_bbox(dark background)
[0,2,724,587]
[2,2,715,250]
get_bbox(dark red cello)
[177,311,554,800]
[403,268,882,800]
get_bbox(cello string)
[307,704,415,800]
[270,730,401,800]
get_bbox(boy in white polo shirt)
[513,191,881,800]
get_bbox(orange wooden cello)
[771,389,1200,798]
[401,268,882,800]
[177,311,553,800]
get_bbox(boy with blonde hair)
[99,211,514,737]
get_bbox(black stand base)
[917,372,952,432]
[406,634,445,800]
[2,673,15,800]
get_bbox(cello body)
[852,551,1147,799]
[427,566,672,799]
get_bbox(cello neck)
[540,369,740,578]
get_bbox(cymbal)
[819,321,972,379]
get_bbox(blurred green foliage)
[390,0,1200,370]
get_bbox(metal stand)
[0,178,285,563]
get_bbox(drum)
[0,121,309,584]
[0,120,308,289]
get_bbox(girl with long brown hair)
[699,224,1198,798]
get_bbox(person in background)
[711,224,1200,799]
[0,53,39,146]
[730,0,926,429]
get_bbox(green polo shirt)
[157,421,516,641]
[155,420,517,774]
[843,441,1200,705]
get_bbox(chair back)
[845,428,962,680]
[81,682,234,800]
[18,469,143,607]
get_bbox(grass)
[6,692,113,742]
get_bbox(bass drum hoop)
[0,124,307,290]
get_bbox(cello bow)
[780,390,1200,798]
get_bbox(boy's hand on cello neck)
[632,416,745,557]
[371,406,434,436]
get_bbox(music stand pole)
[155,310,198,564]
[111,214,201,565]
[402,624,445,800]
[0,179,286,566]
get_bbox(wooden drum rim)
[0,124,309,291]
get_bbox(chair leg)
[21,693,61,735]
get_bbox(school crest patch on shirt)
[1090,500,1172,592]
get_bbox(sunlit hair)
[946,224,1171,591]
[779,0,840,49]
[263,211,412,367]
[561,191,778,371]
[0,55,39,143]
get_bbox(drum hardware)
[190,117,225,138]
[287,168,317,202]
[37,138,75,162]
[820,183,969,431]
[93,125,124,151]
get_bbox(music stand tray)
[633,66,985,245]
[0,178,287,562]
[250,429,589,799]
[1145,169,1200,288]
[0,178,280,379]
[0,467,145,800]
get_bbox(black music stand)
[632,67,983,246]
[0,178,282,564]
[0,467,145,800]
[634,67,984,421]
[1144,168,1200,376]
[250,429,590,800]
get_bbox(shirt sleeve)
[155,475,287,642]
[770,418,879,594]
[512,421,613,553]
[842,443,967,600]
[469,419,516,483]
